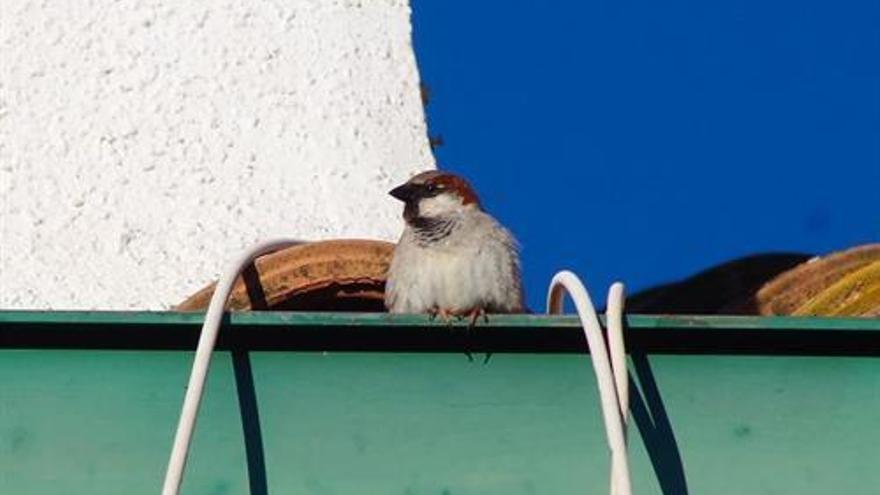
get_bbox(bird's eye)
[424,183,438,193]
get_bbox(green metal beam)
[1,310,878,330]
[1,311,878,355]
[1,311,879,494]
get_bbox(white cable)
[161,238,304,495]
[606,282,629,495]
[547,271,631,495]
[606,282,629,428]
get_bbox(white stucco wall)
[0,0,434,309]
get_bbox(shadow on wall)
[630,353,690,495]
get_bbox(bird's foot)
[463,307,491,364]
[467,307,489,328]
[428,307,455,325]
[430,307,489,362]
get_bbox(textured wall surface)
[0,0,434,309]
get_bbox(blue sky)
[412,0,879,310]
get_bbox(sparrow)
[384,170,525,323]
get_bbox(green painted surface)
[1,312,879,493]
[1,350,878,493]
[0,350,247,494]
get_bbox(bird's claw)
[467,307,489,328]
[431,307,491,363]
[465,307,492,364]
[429,307,455,325]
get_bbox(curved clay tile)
[626,253,812,315]
[175,239,394,311]
[754,244,880,316]
[791,260,880,317]
[626,244,880,316]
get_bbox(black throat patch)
[409,216,457,245]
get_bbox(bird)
[384,170,525,324]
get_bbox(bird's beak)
[389,183,415,202]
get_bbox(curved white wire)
[546,271,631,495]
[606,282,629,429]
[161,238,304,495]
